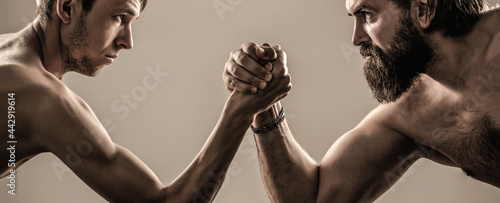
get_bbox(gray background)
[1,0,500,202]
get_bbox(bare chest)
[396,76,500,184]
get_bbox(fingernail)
[265,63,272,71]
[260,82,267,89]
[252,87,258,93]
[265,74,272,82]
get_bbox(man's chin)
[87,67,104,77]
[369,75,421,104]
[72,65,102,77]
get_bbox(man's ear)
[416,0,437,29]
[56,0,73,24]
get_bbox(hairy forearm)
[163,96,253,202]
[254,103,319,203]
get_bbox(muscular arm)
[32,59,290,202]
[252,102,318,202]
[222,43,433,202]
[253,105,426,202]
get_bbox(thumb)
[256,43,277,61]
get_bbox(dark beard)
[361,11,434,103]
[62,14,98,77]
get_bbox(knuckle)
[224,60,233,71]
[229,63,240,76]
[230,49,239,59]
[275,51,287,64]
[250,77,263,87]
[235,51,248,65]
[242,42,259,53]
[242,42,258,49]
[227,77,236,88]
[254,67,267,79]
[238,84,254,93]
[283,75,291,84]
[276,50,287,58]
[222,70,228,80]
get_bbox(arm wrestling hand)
[227,46,291,116]
[223,42,279,93]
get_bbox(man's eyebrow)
[115,6,140,19]
[347,4,370,16]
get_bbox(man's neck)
[31,18,66,80]
[425,31,475,91]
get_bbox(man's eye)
[114,15,125,22]
[361,12,373,20]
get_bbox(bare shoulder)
[0,63,65,118]
[0,63,70,110]
[22,70,114,153]
[0,64,113,154]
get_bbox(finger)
[256,43,278,61]
[230,77,257,94]
[240,42,275,70]
[277,74,292,94]
[222,69,235,93]
[273,44,282,51]
[231,49,273,82]
[227,58,269,90]
[271,49,288,77]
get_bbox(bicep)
[66,144,165,202]
[36,93,165,202]
[317,125,422,202]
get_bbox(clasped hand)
[223,42,292,116]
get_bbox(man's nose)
[115,26,134,50]
[352,20,369,46]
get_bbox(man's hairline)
[37,0,147,22]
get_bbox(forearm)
[164,95,254,202]
[254,103,319,203]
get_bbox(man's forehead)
[99,0,141,16]
[346,0,378,14]
[101,0,141,11]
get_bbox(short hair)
[37,0,148,23]
[391,0,486,37]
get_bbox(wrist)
[251,106,285,134]
[225,93,256,124]
[252,102,282,128]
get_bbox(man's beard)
[62,14,99,77]
[361,11,434,103]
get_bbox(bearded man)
[0,0,291,202]
[223,0,500,202]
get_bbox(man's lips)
[360,54,372,59]
[105,55,118,63]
